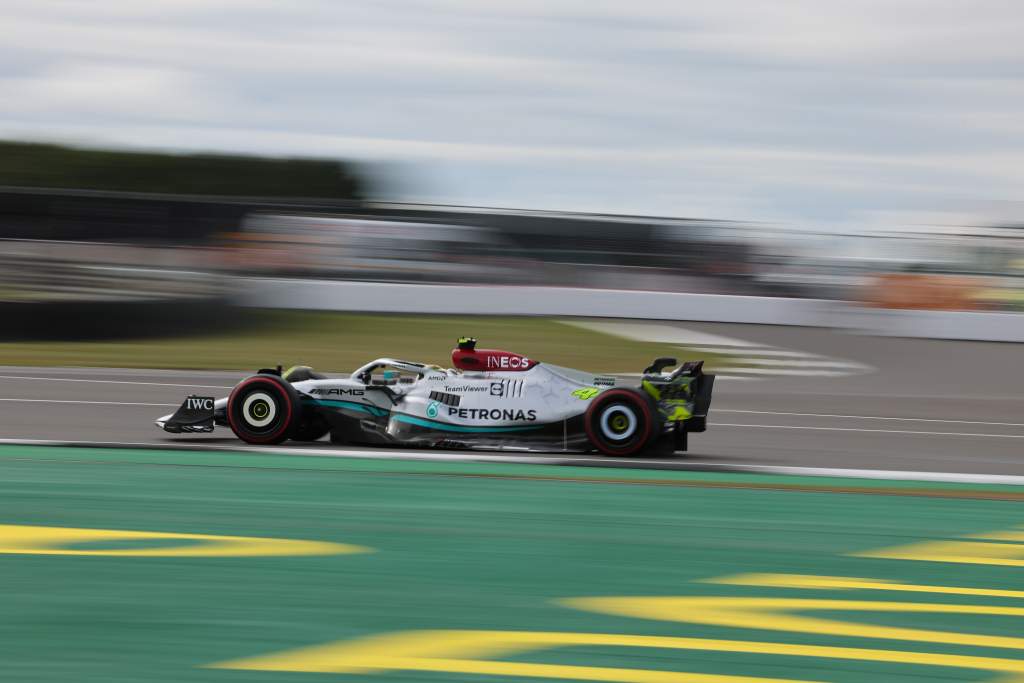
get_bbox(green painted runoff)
[2,445,1024,682]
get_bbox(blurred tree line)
[0,141,365,199]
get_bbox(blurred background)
[6,7,1024,683]
[2,1,1023,339]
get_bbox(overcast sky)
[3,0,1023,226]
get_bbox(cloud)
[1,0,1023,225]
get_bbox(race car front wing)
[156,395,215,433]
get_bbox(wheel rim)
[599,404,637,441]
[242,391,278,429]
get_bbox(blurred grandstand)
[231,205,757,293]
[2,140,1023,340]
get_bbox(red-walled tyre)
[584,388,659,456]
[227,374,301,444]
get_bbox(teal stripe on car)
[304,399,387,417]
[392,414,544,433]
[305,400,544,433]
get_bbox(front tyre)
[227,375,301,444]
[584,388,659,456]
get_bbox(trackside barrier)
[829,305,1024,343]
[237,278,1024,343]
[237,279,828,325]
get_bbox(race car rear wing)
[688,373,715,432]
[641,357,714,433]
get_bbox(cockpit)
[346,338,537,388]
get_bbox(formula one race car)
[156,338,714,456]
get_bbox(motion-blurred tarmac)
[2,322,1022,476]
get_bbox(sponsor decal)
[446,380,524,397]
[428,391,461,407]
[186,397,214,410]
[426,401,440,418]
[571,388,599,400]
[486,355,532,369]
[444,384,489,393]
[310,388,365,396]
[594,377,616,387]
[448,407,537,421]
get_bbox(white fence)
[239,278,1024,342]
[829,306,1024,342]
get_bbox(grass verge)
[0,310,722,373]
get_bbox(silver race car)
[156,338,714,456]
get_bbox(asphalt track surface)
[2,322,1022,475]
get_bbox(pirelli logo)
[428,391,461,407]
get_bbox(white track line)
[565,322,766,348]
[690,348,822,358]
[716,423,1024,439]
[0,438,175,447]
[0,375,232,389]
[568,321,873,379]
[708,368,864,377]
[718,409,1024,427]
[0,398,175,407]
[702,464,1024,486]
[3,438,1024,485]
[0,437,240,450]
[251,445,555,464]
[0,438,555,464]
[737,359,868,369]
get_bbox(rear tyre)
[584,388,659,457]
[227,374,301,444]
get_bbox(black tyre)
[584,388,659,456]
[227,374,301,444]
